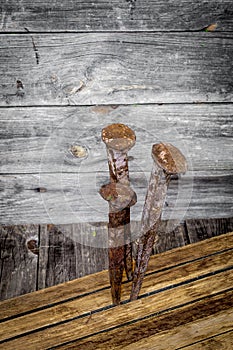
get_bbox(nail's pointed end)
[152,143,188,174]
[102,123,136,151]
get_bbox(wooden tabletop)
[0,231,232,349]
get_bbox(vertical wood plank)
[38,224,108,289]
[185,218,233,243]
[0,225,38,300]
[155,221,188,254]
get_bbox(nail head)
[152,143,187,174]
[99,182,137,211]
[102,123,136,151]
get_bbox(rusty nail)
[130,142,187,301]
[100,182,136,305]
[101,123,136,304]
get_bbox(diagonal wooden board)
[0,232,233,349]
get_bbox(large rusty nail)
[100,182,137,305]
[130,142,187,301]
[101,123,136,304]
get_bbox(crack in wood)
[126,0,137,20]
[25,28,40,65]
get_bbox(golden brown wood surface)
[1,229,232,320]
[0,232,232,349]
[181,331,233,349]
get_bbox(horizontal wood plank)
[123,308,233,350]
[1,249,233,341]
[1,104,232,223]
[1,172,232,223]
[0,1,232,32]
[1,231,232,320]
[0,33,232,106]
[1,269,232,348]
[1,104,232,173]
[58,292,233,349]
[181,330,233,350]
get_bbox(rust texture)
[130,142,187,301]
[101,123,136,305]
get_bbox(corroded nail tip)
[102,123,136,151]
[152,143,188,174]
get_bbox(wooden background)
[0,1,233,299]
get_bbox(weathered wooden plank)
[122,308,233,350]
[181,331,233,350]
[1,172,232,223]
[1,231,232,321]
[0,220,188,301]
[1,268,232,348]
[155,222,188,253]
[1,104,232,174]
[0,0,232,32]
[2,248,233,337]
[186,217,233,243]
[57,292,233,349]
[0,225,38,300]
[37,224,108,290]
[0,33,232,106]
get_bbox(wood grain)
[1,172,232,223]
[1,248,232,341]
[0,33,232,106]
[186,217,233,243]
[57,291,233,349]
[37,224,108,289]
[1,269,232,349]
[181,331,233,350]
[1,231,232,320]
[0,0,232,32]
[1,104,232,223]
[122,308,233,350]
[1,104,232,174]
[0,225,38,300]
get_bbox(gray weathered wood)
[185,217,233,243]
[0,172,232,224]
[0,104,232,174]
[0,1,232,32]
[0,225,38,300]
[37,224,108,289]
[155,222,188,254]
[1,219,232,300]
[0,33,232,106]
[1,104,232,224]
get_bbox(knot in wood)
[27,240,39,255]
